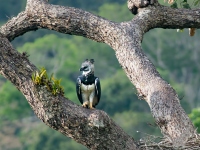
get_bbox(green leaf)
[194,0,200,6]
[181,1,190,9]
[171,2,178,8]
[39,69,46,78]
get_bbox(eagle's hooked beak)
[80,66,87,71]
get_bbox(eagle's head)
[80,59,95,76]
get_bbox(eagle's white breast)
[81,83,96,105]
[81,83,95,92]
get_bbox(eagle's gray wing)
[76,77,83,104]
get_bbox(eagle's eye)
[83,66,88,70]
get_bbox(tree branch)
[1,1,200,41]
[137,5,200,30]
[1,0,119,43]
[0,12,38,41]
[0,34,137,150]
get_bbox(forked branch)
[1,0,200,149]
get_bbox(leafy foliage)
[0,81,32,122]
[181,0,190,8]
[189,108,200,132]
[99,70,150,115]
[19,121,87,150]
[167,0,200,8]
[143,28,200,109]
[113,111,161,140]
[98,3,132,22]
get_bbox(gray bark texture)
[1,0,200,149]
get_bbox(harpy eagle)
[76,59,101,109]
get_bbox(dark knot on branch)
[127,0,156,15]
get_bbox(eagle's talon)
[82,102,88,108]
[89,105,95,109]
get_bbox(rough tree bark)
[0,0,200,149]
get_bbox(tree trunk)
[1,0,200,149]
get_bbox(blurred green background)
[0,0,200,149]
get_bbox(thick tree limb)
[0,0,200,149]
[1,0,115,43]
[1,1,200,42]
[0,34,137,150]
[0,12,38,41]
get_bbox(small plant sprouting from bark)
[22,52,30,58]
[32,67,64,96]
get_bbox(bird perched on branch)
[76,59,101,109]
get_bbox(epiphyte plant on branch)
[32,67,64,96]
[76,59,101,109]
